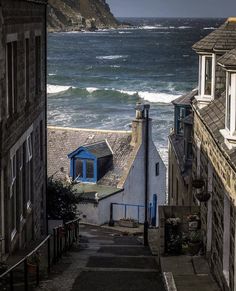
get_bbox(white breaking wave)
[178,26,192,29]
[86,87,99,93]
[138,91,180,103]
[203,27,216,30]
[118,31,132,34]
[110,65,121,68]
[47,84,73,94]
[118,90,138,96]
[96,55,128,60]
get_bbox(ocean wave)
[110,65,121,68]
[48,73,56,76]
[47,84,73,94]
[138,91,180,103]
[203,27,216,30]
[86,87,99,93]
[96,55,128,60]
[178,26,192,29]
[48,84,180,104]
[118,31,132,34]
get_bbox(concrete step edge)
[163,272,178,291]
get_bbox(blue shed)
[68,140,113,183]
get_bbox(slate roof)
[172,89,198,106]
[218,48,236,69]
[48,126,134,188]
[192,18,236,53]
[196,93,236,170]
[183,114,193,125]
[68,140,113,159]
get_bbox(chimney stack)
[131,103,152,146]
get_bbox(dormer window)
[219,71,236,148]
[68,140,113,183]
[199,54,215,99]
[226,72,236,135]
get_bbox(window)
[187,141,193,159]
[225,72,236,135]
[199,54,214,98]
[6,41,17,117]
[204,56,212,95]
[26,134,33,205]
[35,36,41,95]
[74,158,95,182]
[40,120,43,161]
[25,38,30,103]
[155,162,159,176]
[10,154,17,237]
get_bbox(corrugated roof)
[218,48,236,69]
[192,18,236,53]
[172,89,198,106]
[48,126,134,188]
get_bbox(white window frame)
[199,54,215,99]
[10,153,17,240]
[27,135,32,161]
[225,72,236,136]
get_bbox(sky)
[106,0,236,18]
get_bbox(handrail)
[0,235,51,278]
[65,218,80,225]
[112,202,145,208]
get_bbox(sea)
[47,17,225,165]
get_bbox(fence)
[109,202,154,224]
[0,218,80,291]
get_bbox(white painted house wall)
[77,111,166,226]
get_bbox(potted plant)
[188,230,202,255]
[27,252,40,274]
[118,218,138,228]
[192,179,205,189]
[195,191,211,203]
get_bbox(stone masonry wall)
[0,0,47,254]
[193,110,235,291]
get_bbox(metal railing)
[109,202,153,224]
[0,218,80,290]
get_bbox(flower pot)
[188,242,201,255]
[192,179,205,188]
[195,192,211,202]
[27,263,37,274]
[118,219,138,228]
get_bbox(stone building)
[168,17,236,291]
[168,89,196,206]
[48,104,166,226]
[0,0,47,257]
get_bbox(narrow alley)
[37,224,165,291]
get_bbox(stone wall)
[0,0,47,255]
[193,110,235,291]
[168,135,193,206]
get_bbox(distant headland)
[47,0,130,32]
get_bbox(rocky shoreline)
[47,0,130,33]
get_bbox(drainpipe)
[44,0,48,235]
[144,104,150,246]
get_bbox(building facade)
[168,90,196,206]
[0,0,47,257]
[48,104,166,227]
[168,18,236,291]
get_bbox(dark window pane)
[75,159,83,179]
[86,160,94,179]
[204,56,212,95]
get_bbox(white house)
[48,103,166,226]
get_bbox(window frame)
[199,54,215,99]
[225,72,236,135]
[73,157,97,183]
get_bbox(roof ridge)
[48,125,131,134]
